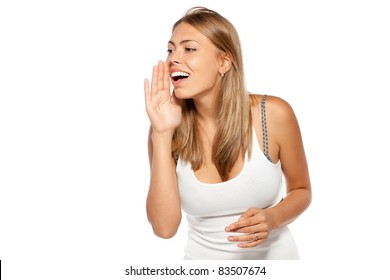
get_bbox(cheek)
[190,57,220,82]
[188,52,219,71]
[199,67,220,86]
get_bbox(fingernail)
[225,227,230,232]
[228,237,234,241]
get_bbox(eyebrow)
[168,39,199,46]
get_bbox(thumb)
[239,208,260,221]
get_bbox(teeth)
[171,71,189,77]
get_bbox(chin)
[173,89,193,100]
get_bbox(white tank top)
[177,126,299,259]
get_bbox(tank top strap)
[261,95,273,163]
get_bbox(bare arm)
[146,127,181,238]
[144,61,182,238]
[264,96,312,229]
[226,95,311,248]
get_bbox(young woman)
[144,7,311,260]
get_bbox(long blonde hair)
[172,7,252,181]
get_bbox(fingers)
[157,61,171,95]
[225,209,265,232]
[157,61,164,92]
[238,235,267,248]
[228,231,268,248]
[226,208,273,248]
[151,65,158,96]
[163,60,170,93]
[144,78,151,105]
[228,223,268,234]
[148,61,171,99]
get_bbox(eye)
[185,48,196,52]
[167,49,174,54]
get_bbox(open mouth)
[171,71,190,82]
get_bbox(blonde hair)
[172,7,252,181]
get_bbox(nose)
[167,49,182,65]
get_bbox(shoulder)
[250,94,300,143]
[250,94,296,122]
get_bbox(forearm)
[146,131,181,238]
[266,187,311,230]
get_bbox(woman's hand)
[144,60,182,134]
[225,208,274,248]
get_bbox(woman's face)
[167,22,223,100]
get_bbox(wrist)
[151,129,175,145]
[264,208,277,231]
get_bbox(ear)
[218,52,232,75]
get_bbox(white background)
[1,0,389,279]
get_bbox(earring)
[221,72,225,78]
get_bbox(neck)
[193,90,217,120]
[192,93,219,145]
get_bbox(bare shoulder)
[264,95,296,122]
[250,94,295,120]
[250,94,300,143]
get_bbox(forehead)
[169,22,211,45]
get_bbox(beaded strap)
[261,95,273,163]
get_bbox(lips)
[170,71,190,82]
